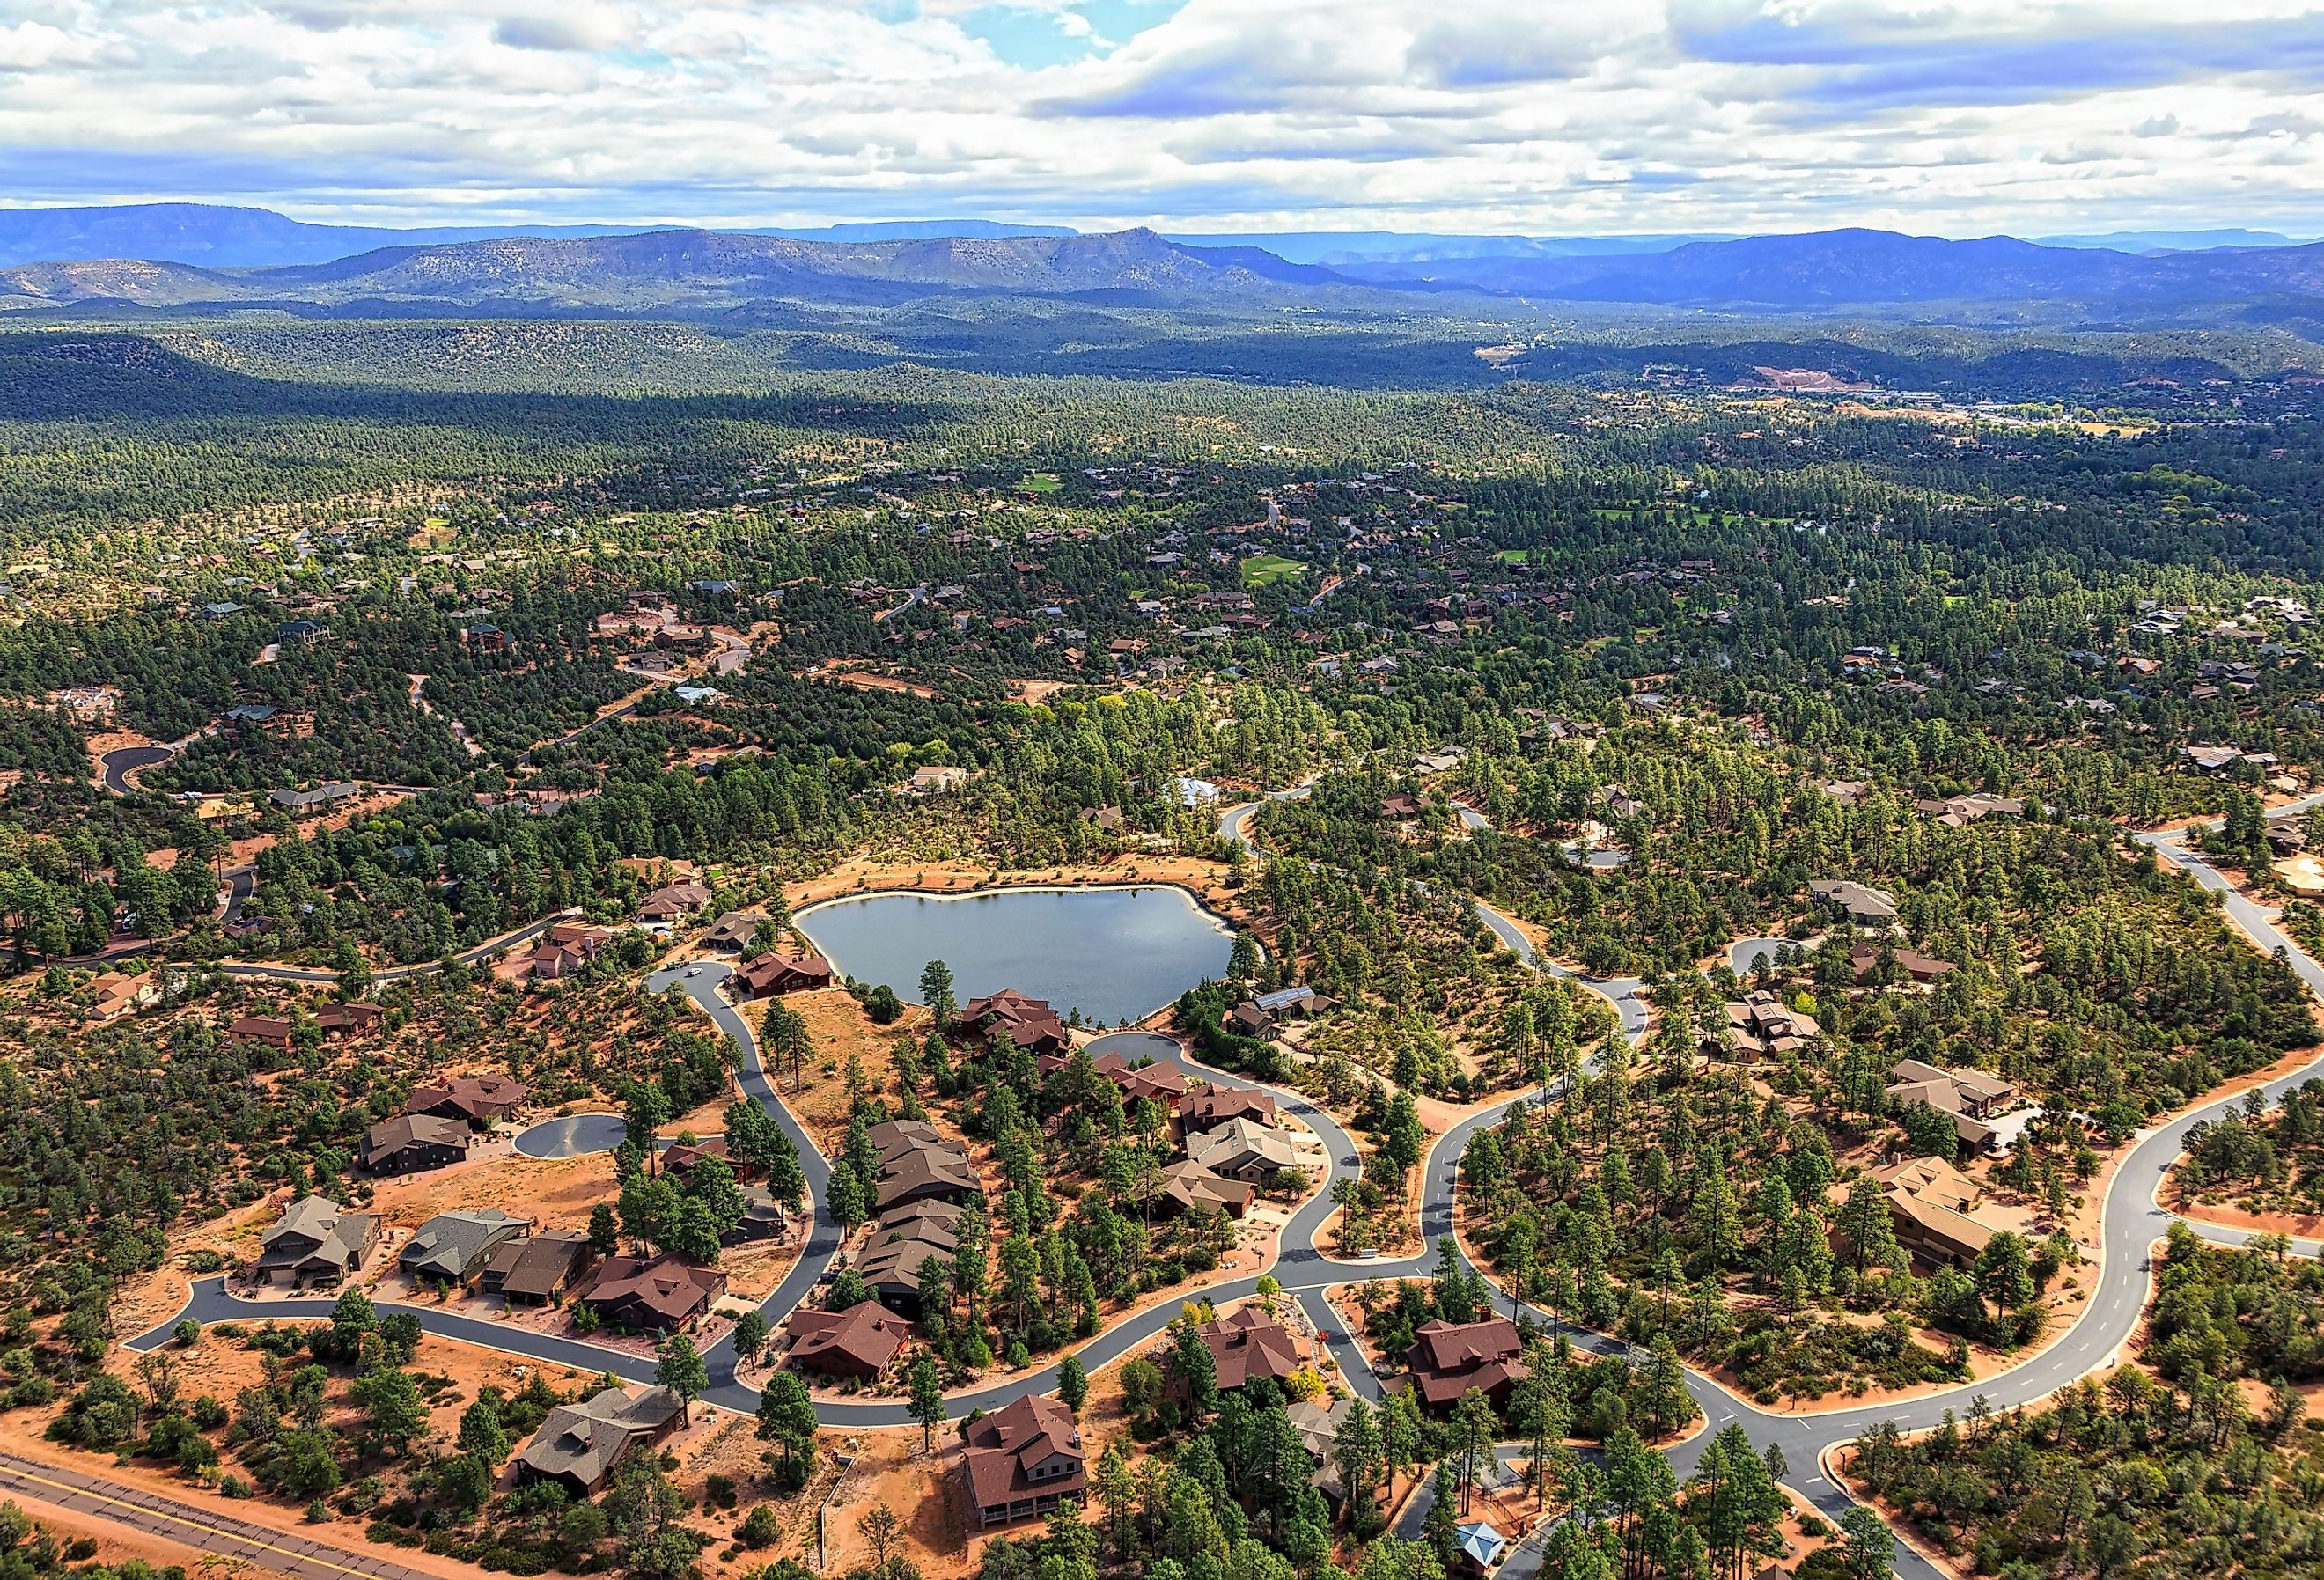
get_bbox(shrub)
[737,1504,781,1548]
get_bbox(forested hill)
[4,226,2324,335]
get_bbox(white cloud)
[0,0,2318,234]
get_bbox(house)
[87,972,158,1022]
[962,988,1073,1057]
[1180,1082,1278,1134]
[359,1114,470,1175]
[1860,1157,1997,1266]
[1161,1158,1254,1219]
[276,619,329,649]
[1288,1396,1357,1503]
[314,1002,384,1039]
[1914,792,2026,827]
[783,1300,911,1379]
[702,911,767,952]
[1808,878,1899,930]
[1710,992,1821,1060]
[1380,791,1423,819]
[1094,1053,1188,1112]
[254,1195,380,1288]
[400,1209,533,1288]
[1225,1002,1276,1038]
[514,1385,689,1497]
[459,623,511,653]
[734,951,835,998]
[402,1074,528,1129]
[869,1120,981,1212]
[482,1231,594,1304]
[727,1185,790,1245]
[1848,944,1956,983]
[959,1394,1087,1530]
[226,1014,293,1052]
[581,1254,728,1332]
[909,765,969,794]
[860,1201,961,1311]
[1885,1059,2019,1153]
[1188,1305,1305,1393]
[1253,986,1336,1020]
[269,782,361,814]
[637,881,715,924]
[1404,1318,1527,1409]
[661,1137,729,1179]
[1188,1116,1300,1185]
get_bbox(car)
[684,966,702,978]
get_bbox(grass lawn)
[1242,555,1308,588]
[1016,473,1063,493]
[1496,547,1534,563]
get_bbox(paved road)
[213,908,579,985]
[118,790,2324,1580]
[99,744,175,796]
[0,1450,437,1580]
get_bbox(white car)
[684,966,702,978]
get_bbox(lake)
[794,886,1236,1026]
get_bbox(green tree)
[756,1371,819,1491]
[456,1391,511,1464]
[357,1363,428,1455]
[1057,1353,1088,1413]
[655,1334,708,1425]
[907,1354,947,1452]
[919,959,957,1026]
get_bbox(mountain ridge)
[4,224,2324,331]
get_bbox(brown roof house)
[514,1384,689,1496]
[1092,1050,1188,1110]
[402,1074,528,1129]
[1885,1059,2019,1153]
[360,1114,469,1175]
[861,1202,961,1312]
[1404,1318,1527,1410]
[869,1120,981,1213]
[959,1394,1087,1530]
[1188,1305,1304,1393]
[1161,1157,1254,1219]
[582,1254,727,1333]
[254,1195,380,1289]
[1848,944,1956,984]
[315,1002,384,1039]
[962,988,1072,1058]
[734,951,835,999]
[783,1300,911,1380]
[482,1231,594,1305]
[1855,1157,1997,1267]
[227,1014,294,1052]
[637,880,714,924]
[1711,992,1821,1060]
[1188,1116,1300,1186]
[1181,1082,1278,1134]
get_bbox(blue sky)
[1,1,2320,236]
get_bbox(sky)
[2,0,2322,237]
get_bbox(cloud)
[0,0,2317,238]
[491,16,612,52]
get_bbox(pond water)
[795,886,1235,1026]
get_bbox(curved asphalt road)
[99,744,176,796]
[122,794,2324,1580]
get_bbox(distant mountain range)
[0,202,1077,271]
[3,213,2322,331]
